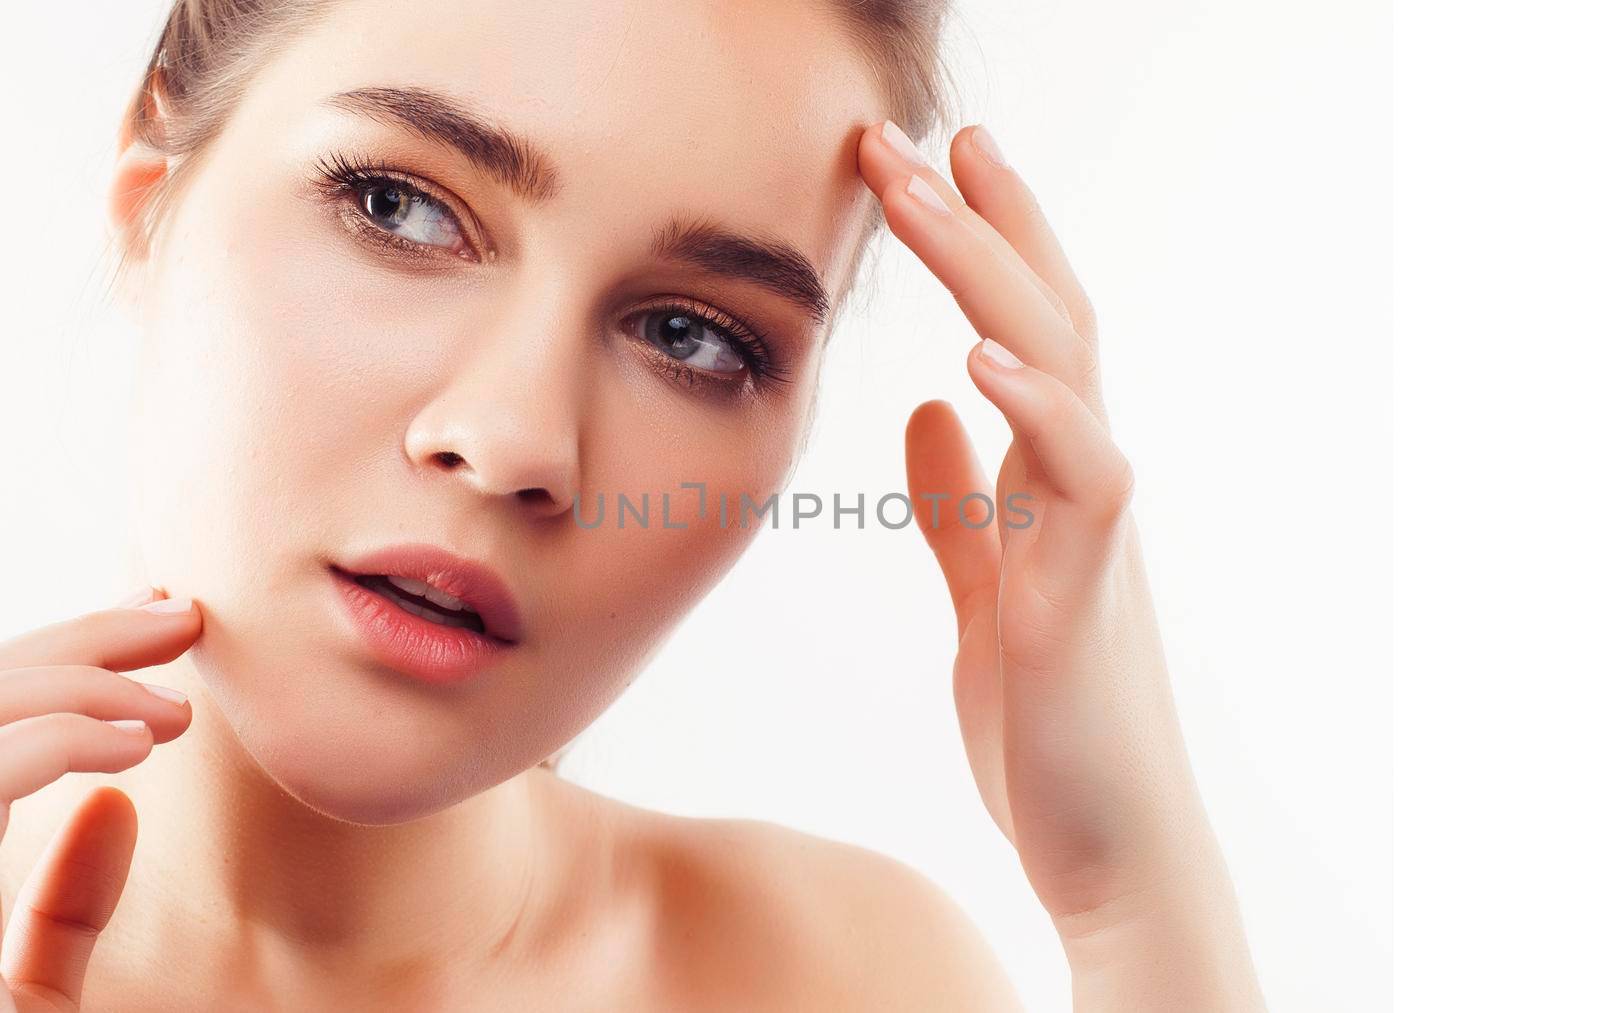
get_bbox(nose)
[402,324,582,520]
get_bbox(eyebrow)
[322,85,832,327]
[649,217,831,327]
[324,86,560,203]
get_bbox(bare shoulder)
[635,810,1025,1012]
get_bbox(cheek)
[138,173,485,525]
[139,157,813,676]
[134,188,382,556]
[555,376,807,658]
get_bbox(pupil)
[366,186,406,222]
[660,315,699,359]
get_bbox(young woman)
[0,1,1265,1008]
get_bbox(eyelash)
[310,150,478,262]
[308,150,792,392]
[634,297,789,389]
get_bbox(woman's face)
[121,0,883,823]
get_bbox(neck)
[16,652,606,998]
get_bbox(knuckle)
[1091,455,1137,520]
[36,710,92,737]
[1040,378,1078,434]
[47,710,115,741]
[996,624,1049,675]
[1073,296,1099,344]
[0,711,86,757]
[1023,568,1080,616]
[1018,183,1050,229]
[17,608,105,651]
[1040,281,1074,323]
[2,663,116,699]
[24,903,106,941]
[998,589,1071,670]
[1066,332,1099,381]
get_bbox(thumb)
[905,399,1001,642]
[1,786,137,1008]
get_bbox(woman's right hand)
[0,588,199,1012]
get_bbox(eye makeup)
[302,149,795,395]
[310,148,486,263]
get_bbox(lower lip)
[329,566,514,685]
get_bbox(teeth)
[387,575,472,613]
[356,574,484,633]
[382,586,481,631]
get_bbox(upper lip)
[331,542,525,644]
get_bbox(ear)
[107,71,174,271]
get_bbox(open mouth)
[327,554,518,686]
[346,572,487,634]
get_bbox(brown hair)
[114,0,961,773]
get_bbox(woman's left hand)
[857,120,1265,1010]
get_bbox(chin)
[271,724,526,825]
[272,768,465,827]
[193,645,525,827]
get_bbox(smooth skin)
[0,589,197,1011]
[0,121,1264,1011]
[0,595,1024,1011]
[863,119,1266,1008]
[13,2,1050,1006]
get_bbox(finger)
[948,125,1099,351]
[951,609,1014,846]
[0,786,138,1008]
[0,713,154,805]
[862,123,1083,337]
[0,665,192,743]
[857,121,1100,411]
[905,400,1001,642]
[965,338,1134,526]
[0,594,202,673]
[905,403,1014,844]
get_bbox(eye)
[638,308,748,376]
[629,298,792,393]
[310,151,476,261]
[359,182,461,249]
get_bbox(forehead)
[229,0,885,297]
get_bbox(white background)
[1394,1,1600,1011]
[0,2,1396,1009]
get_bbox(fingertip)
[907,397,957,430]
[111,586,157,609]
[81,783,138,825]
[977,337,1026,370]
[949,123,985,164]
[968,338,1032,387]
[137,595,196,616]
[60,782,140,850]
[967,339,1052,427]
[964,337,984,369]
[135,595,206,644]
[965,339,1004,389]
[151,707,196,745]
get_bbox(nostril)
[424,448,567,508]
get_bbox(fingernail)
[140,596,194,615]
[971,125,1008,168]
[114,586,156,609]
[979,338,1025,369]
[881,119,928,166]
[906,175,951,216]
[109,719,148,735]
[141,682,188,706]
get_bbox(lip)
[327,542,525,685]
